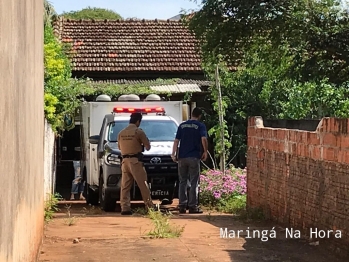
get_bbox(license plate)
[151,190,170,196]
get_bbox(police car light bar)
[113,107,165,113]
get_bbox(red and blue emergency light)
[113,107,165,114]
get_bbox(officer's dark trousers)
[120,158,153,211]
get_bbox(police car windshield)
[108,120,178,142]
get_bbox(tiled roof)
[93,78,212,86]
[53,18,203,73]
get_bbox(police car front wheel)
[99,176,117,212]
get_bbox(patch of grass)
[44,193,62,222]
[202,194,266,221]
[146,208,185,238]
[217,195,247,214]
[202,194,247,214]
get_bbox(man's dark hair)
[191,107,203,118]
[130,113,142,124]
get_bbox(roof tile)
[54,18,203,73]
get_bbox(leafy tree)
[61,7,122,20]
[185,0,349,85]
[184,0,349,166]
[44,0,56,26]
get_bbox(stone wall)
[247,117,349,258]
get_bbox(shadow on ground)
[172,213,347,262]
[49,201,347,262]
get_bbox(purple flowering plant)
[199,166,247,207]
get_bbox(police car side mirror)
[89,135,100,144]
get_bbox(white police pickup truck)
[80,94,185,211]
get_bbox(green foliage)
[185,0,349,165]
[61,7,122,20]
[44,0,56,26]
[202,57,232,163]
[185,0,349,84]
[44,93,59,124]
[217,194,247,214]
[44,193,62,222]
[44,25,71,86]
[279,80,349,119]
[44,23,72,131]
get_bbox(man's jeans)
[71,161,84,194]
[178,157,200,208]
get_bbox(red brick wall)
[247,117,349,257]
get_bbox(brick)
[339,135,349,149]
[273,141,282,151]
[311,146,322,160]
[276,129,286,140]
[258,149,265,159]
[272,129,279,139]
[337,118,349,134]
[296,131,308,144]
[269,140,275,151]
[323,147,337,162]
[289,130,297,142]
[254,137,261,147]
[323,133,339,147]
[247,127,256,137]
[290,142,297,155]
[296,144,304,156]
[247,136,253,147]
[322,118,331,132]
[262,128,272,139]
[340,150,349,164]
[247,120,349,258]
[256,128,262,137]
[330,118,340,133]
[308,132,320,145]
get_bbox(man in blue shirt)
[171,107,208,214]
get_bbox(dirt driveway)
[39,201,346,262]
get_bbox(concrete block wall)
[0,0,44,261]
[247,117,349,258]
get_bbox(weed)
[82,205,103,215]
[64,216,78,226]
[63,204,80,226]
[44,193,62,222]
[132,207,148,216]
[217,195,247,214]
[146,208,185,238]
